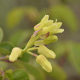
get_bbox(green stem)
[27,51,38,57]
[27,47,38,51]
[23,33,40,51]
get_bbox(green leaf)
[13,69,29,80]
[48,63,67,80]
[5,69,13,80]
[9,30,31,46]
[0,27,3,42]
[0,42,14,54]
[0,76,2,80]
[67,42,80,74]
[0,61,8,70]
[19,52,31,62]
[7,8,24,28]
[53,42,66,59]
[49,5,78,31]
[6,7,39,28]
[24,63,45,80]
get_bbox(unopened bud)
[44,35,58,44]
[34,15,53,31]
[9,47,22,62]
[42,22,63,34]
[34,40,44,46]
[41,15,49,23]
[36,55,52,72]
[38,45,56,59]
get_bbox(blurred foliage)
[0,0,80,80]
[7,7,39,28]
[9,30,31,46]
[48,63,67,80]
[0,42,13,55]
[0,28,3,42]
[49,5,78,31]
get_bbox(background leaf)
[0,61,8,70]
[53,42,66,59]
[67,42,80,74]
[9,30,31,46]
[24,63,46,80]
[7,8,24,28]
[19,52,31,62]
[0,42,13,54]
[0,27,3,42]
[13,69,29,80]
[49,5,78,31]
[5,69,13,80]
[47,63,67,80]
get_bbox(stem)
[27,51,38,57]
[24,33,40,51]
[0,55,9,61]
[27,47,38,51]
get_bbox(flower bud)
[41,15,49,23]
[42,22,63,34]
[38,45,56,59]
[9,47,22,62]
[34,35,58,46]
[34,40,44,46]
[36,55,52,72]
[44,35,58,44]
[34,15,54,31]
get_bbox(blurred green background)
[0,0,80,80]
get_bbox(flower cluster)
[9,15,64,72]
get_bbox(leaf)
[0,76,2,80]
[9,30,31,46]
[0,61,8,70]
[0,42,14,54]
[7,8,24,28]
[24,63,46,80]
[13,69,29,80]
[6,7,39,28]
[67,42,80,74]
[19,52,31,62]
[49,5,78,31]
[48,63,67,80]
[0,27,3,42]
[53,42,66,59]
[5,69,13,80]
